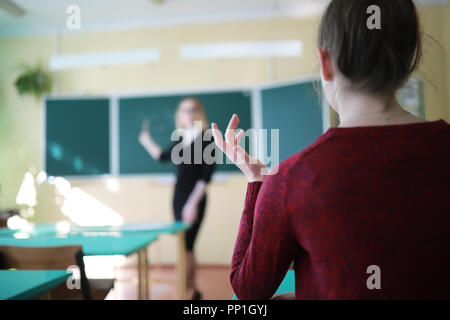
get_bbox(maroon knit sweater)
[231,120,450,299]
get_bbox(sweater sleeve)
[230,177,298,300]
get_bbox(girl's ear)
[318,47,334,82]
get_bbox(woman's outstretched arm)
[211,115,297,299]
[139,129,163,160]
[181,180,207,224]
[230,178,297,299]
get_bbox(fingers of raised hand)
[224,114,239,144]
[211,123,225,152]
[138,131,146,141]
[233,144,250,164]
[142,119,150,132]
[234,129,245,145]
[212,121,236,157]
[212,117,250,165]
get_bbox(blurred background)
[0,0,448,299]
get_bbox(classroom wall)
[0,6,449,266]
[417,4,449,121]
[444,3,450,119]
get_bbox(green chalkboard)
[45,98,110,176]
[119,91,252,174]
[261,81,324,163]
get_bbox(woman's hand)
[138,119,163,160]
[138,119,151,147]
[182,201,198,224]
[138,129,152,148]
[211,114,268,183]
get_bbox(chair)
[0,245,114,300]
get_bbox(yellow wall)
[446,3,450,119]
[0,6,448,265]
[417,5,449,121]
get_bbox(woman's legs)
[185,197,206,299]
[175,196,206,299]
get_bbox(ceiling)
[0,0,448,38]
[0,0,329,37]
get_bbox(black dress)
[158,131,216,251]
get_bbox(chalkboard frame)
[42,77,330,179]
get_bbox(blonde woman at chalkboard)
[138,97,216,300]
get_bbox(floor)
[105,265,234,300]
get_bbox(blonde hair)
[175,97,209,130]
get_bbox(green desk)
[73,222,189,235]
[0,233,157,256]
[112,222,190,300]
[232,270,295,300]
[0,221,190,299]
[73,222,190,300]
[0,233,158,300]
[0,270,72,300]
[0,222,189,237]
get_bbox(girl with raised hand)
[212,0,450,299]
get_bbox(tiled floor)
[105,265,234,300]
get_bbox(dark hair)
[318,0,422,96]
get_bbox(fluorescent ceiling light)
[49,48,161,71]
[180,41,303,60]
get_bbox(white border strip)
[110,96,119,176]
[259,75,321,90]
[115,84,259,99]
[41,95,47,174]
[251,88,263,160]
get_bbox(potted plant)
[14,63,53,100]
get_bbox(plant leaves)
[14,63,53,100]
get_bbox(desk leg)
[138,248,143,300]
[144,247,149,300]
[138,247,150,300]
[177,231,186,300]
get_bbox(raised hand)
[211,114,268,183]
[138,118,163,160]
[142,118,150,132]
[138,128,152,148]
[139,118,153,146]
